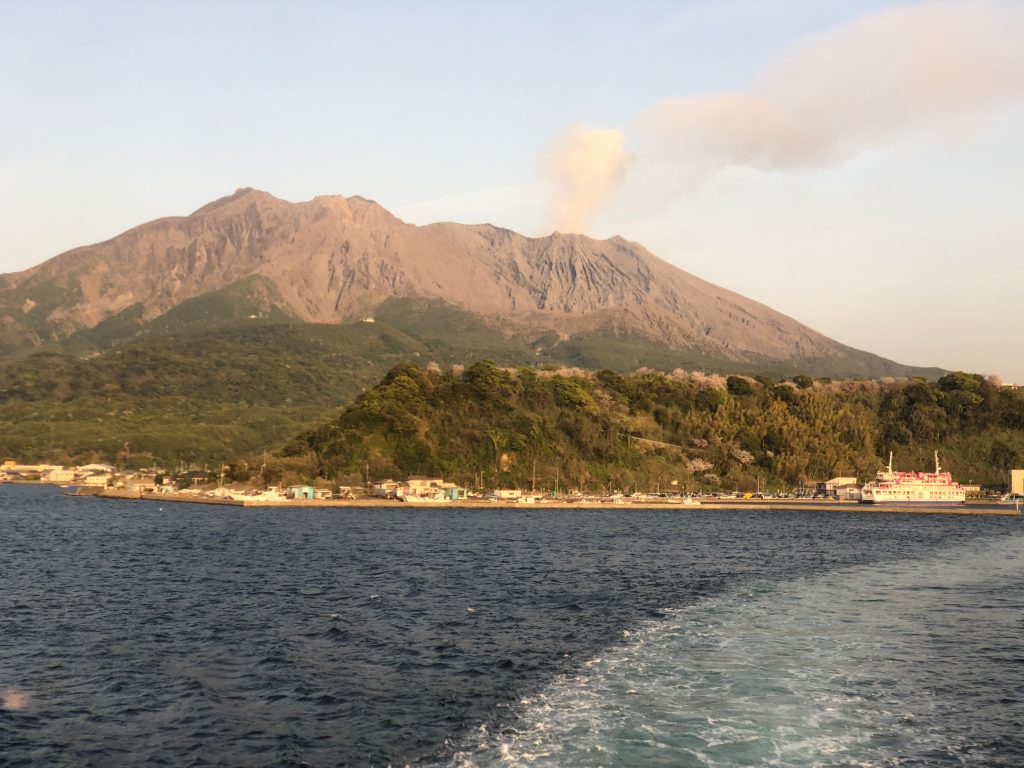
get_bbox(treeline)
[283,362,1024,492]
[0,323,424,465]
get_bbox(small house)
[406,476,445,495]
[287,485,316,500]
[443,486,468,501]
[128,474,158,494]
[814,476,858,498]
[372,480,400,498]
[834,483,862,501]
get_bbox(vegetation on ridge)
[1,293,935,467]
[0,301,539,465]
[0,294,1013,487]
[283,362,1024,492]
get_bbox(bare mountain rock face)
[0,188,932,376]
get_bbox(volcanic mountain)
[0,188,938,377]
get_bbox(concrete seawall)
[82,491,1023,516]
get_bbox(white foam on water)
[442,531,1024,767]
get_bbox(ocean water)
[1,485,1021,767]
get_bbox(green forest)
[283,362,1024,492]
[0,322,431,465]
[2,320,1021,493]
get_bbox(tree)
[791,374,814,390]
[463,360,509,401]
[695,387,725,413]
[726,376,754,396]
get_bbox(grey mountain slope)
[0,188,939,377]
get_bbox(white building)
[1010,469,1024,496]
[834,484,862,501]
[825,476,858,492]
[44,468,76,483]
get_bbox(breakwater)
[86,489,1021,515]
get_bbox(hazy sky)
[2,0,1022,381]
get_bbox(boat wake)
[439,531,1024,767]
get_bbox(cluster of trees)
[283,362,1024,492]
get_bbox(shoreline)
[83,489,1021,516]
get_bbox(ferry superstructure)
[859,451,966,505]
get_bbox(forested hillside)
[0,324,394,464]
[285,363,1024,491]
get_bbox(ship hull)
[859,452,965,505]
[859,499,965,505]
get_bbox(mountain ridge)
[0,188,940,378]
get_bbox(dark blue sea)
[1,484,1022,767]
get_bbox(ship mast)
[887,451,893,474]
[934,450,941,474]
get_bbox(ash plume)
[640,2,1024,170]
[546,1,1024,222]
[543,124,629,234]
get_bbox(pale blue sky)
[2,1,1021,381]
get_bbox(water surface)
[1,485,1021,766]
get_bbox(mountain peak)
[0,189,940,378]
[190,186,275,216]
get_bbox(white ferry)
[859,451,965,505]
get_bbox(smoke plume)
[543,125,629,234]
[545,1,1024,225]
[639,2,1024,171]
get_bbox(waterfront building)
[1010,469,1024,496]
[813,476,859,498]
[286,485,316,500]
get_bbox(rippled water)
[445,529,1024,767]
[1,485,1022,766]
